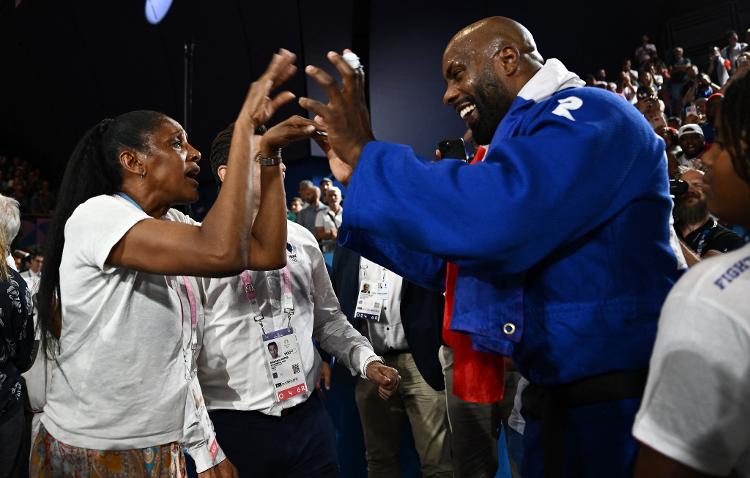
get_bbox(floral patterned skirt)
[30,425,186,478]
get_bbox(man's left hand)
[365,361,400,400]
[198,458,239,478]
[299,49,374,177]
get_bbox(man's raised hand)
[299,49,375,180]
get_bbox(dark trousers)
[209,394,339,478]
[0,405,26,478]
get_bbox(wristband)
[255,149,282,166]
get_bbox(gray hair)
[298,180,314,189]
[0,194,20,247]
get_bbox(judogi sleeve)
[340,99,665,273]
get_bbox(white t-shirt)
[315,207,342,252]
[43,195,203,450]
[633,243,750,476]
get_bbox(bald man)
[300,17,679,478]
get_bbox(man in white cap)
[676,124,706,169]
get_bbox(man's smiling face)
[442,35,514,145]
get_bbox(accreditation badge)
[263,327,308,402]
[354,280,384,321]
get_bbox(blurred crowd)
[0,155,54,215]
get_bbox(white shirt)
[358,257,408,354]
[198,221,377,416]
[315,207,343,252]
[6,254,16,271]
[722,43,749,68]
[633,243,750,476]
[42,195,221,471]
[21,269,41,293]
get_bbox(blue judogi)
[338,59,679,477]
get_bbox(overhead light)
[145,0,172,25]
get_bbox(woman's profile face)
[702,117,750,227]
[143,116,202,205]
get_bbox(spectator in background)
[621,59,638,84]
[682,72,716,107]
[287,196,304,222]
[618,71,638,103]
[635,86,661,120]
[633,70,750,478]
[667,116,682,130]
[673,168,744,258]
[683,104,702,126]
[645,62,664,91]
[635,34,657,67]
[20,246,43,292]
[721,30,748,73]
[701,93,722,145]
[637,70,656,91]
[316,186,342,255]
[669,47,692,114]
[298,179,313,207]
[297,185,328,239]
[594,68,608,88]
[658,127,681,178]
[707,46,730,86]
[676,124,706,169]
[0,226,34,478]
[319,177,333,206]
[0,195,20,271]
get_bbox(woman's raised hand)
[240,49,298,129]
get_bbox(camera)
[669,179,688,198]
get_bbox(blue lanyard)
[115,192,144,212]
[694,222,714,257]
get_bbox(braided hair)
[37,110,165,358]
[720,69,750,182]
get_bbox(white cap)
[678,124,704,138]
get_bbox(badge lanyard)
[694,225,713,257]
[115,192,143,211]
[240,267,308,403]
[178,277,219,462]
[239,266,294,332]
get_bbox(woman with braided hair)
[633,69,750,477]
[32,49,316,477]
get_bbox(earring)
[140,171,145,180]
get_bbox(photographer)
[682,72,717,107]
